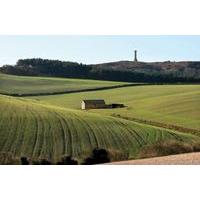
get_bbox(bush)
[108,149,129,162]
[31,160,41,165]
[82,148,110,165]
[191,142,200,152]
[32,158,51,165]
[56,156,78,165]
[138,140,194,159]
[40,159,52,165]
[20,157,29,165]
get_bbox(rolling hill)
[30,84,200,130]
[0,73,132,96]
[0,72,200,164]
[0,94,198,164]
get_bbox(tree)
[82,148,110,165]
[20,157,29,165]
[57,156,78,165]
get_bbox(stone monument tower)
[134,50,138,62]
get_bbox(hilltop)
[1,58,200,83]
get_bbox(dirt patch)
[107,152,200,165]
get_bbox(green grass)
[1,74,200,164]
[30,84,200,130]
[0,73,131,95]
[1,94,198,164]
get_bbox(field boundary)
[0,83,147,97]
[112,114,200,136]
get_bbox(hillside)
[1,58,200,83]
[31,84,200,130]
[0,94,198,164]
[92,60,200,79]
[0,73,131,96]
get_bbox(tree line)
[1,58,200,83]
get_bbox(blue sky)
[0,35,200,66]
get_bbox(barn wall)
[81,101,110,109]
[81,102,86,109]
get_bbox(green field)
[0,74,200,164]
[30,84,200,130]
[1,94,198,164]
[0,73,131,95]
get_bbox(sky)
[0,35,200,66]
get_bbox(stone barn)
[81,99,106,110]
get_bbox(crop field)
[1,94,198,164]
[0,73,131,96]
[30,84,200,130]
[0,73,200,164]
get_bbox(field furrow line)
[69,118,83,157]
[54,112,73,156]
[35,109,49,159]
[0,103,11,150]
[40,111,53,160]
[105,121,127,150]
[53,112,67,156]
[70,116,94,154]
[30,109,43,158]
[114,124,139,149]
[97,118,131,152]
[10,113,25,156]
[73,113,101,149]
[114,120,144,147]
[21,107,38,158]
[1,106,19,153]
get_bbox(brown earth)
[107,152,200,165]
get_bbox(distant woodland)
[1,58,200,83]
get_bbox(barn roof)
[82,99,105,105]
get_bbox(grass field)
[0,73,131,95]
[30,84,200,130]
[1,94,198,164]
[0,73,200,164]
